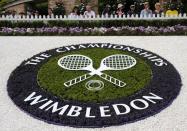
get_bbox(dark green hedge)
[0,19,187,28]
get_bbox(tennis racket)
[58,54,136,87]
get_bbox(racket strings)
[103,55,136,69]
[59,55,91,70]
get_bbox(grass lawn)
[37,48,152,103]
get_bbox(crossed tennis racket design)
[58,54,137,87]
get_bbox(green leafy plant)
[1,19,185,28]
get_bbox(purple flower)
[1,25,187,35]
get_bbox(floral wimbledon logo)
[7,43,182,128]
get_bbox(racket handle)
[100,73,126,87]
[64,73,92,87]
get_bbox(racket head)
[101,54,137,70]
[58,54,93,70]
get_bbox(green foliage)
[35,1,48,15]
[0,21,45,28]
[44,19,187,28]
[0,0,12,12]
[0,0,12,6]
[52,3,65,16]
[1,19,187,28]
[37,48,152,103]
[1,19,187,36]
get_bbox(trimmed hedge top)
[1,19,187,28]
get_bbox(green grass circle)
[37,48,152,103]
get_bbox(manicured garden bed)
[0,19,187,35]
[37,48,152,103]
[0,24,187,36]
